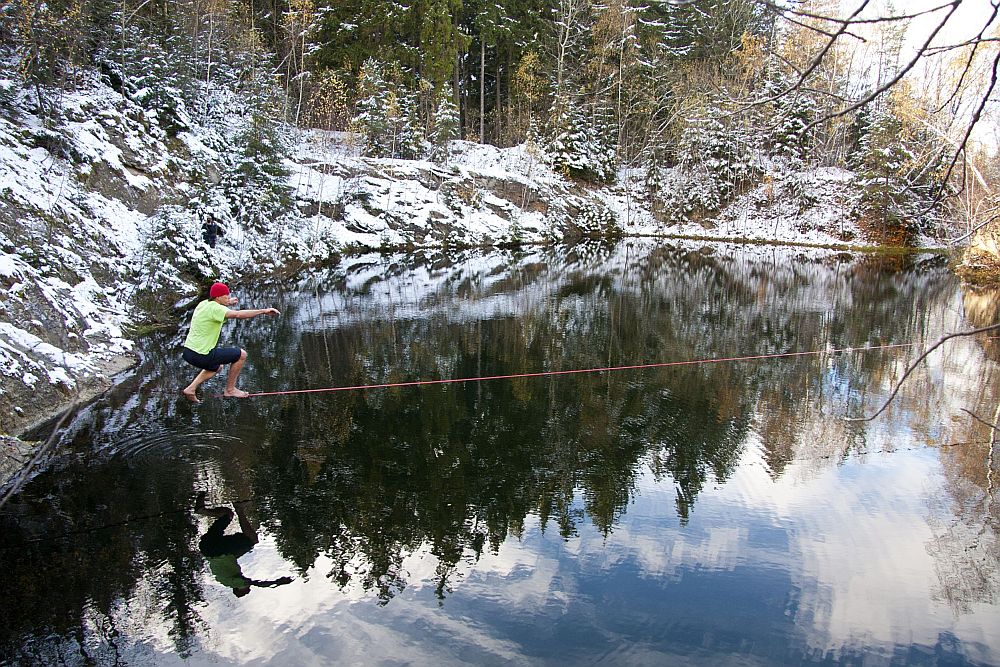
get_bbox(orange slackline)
[233,342,918,398]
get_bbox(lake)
[2,240,998,666]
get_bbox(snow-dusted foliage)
[661,101,762,222]
[93,22,194,138]
[575,200,620,237]
[546,96,616,185]
[850,101,948,244]
[430,85,460,156]
[222,115,293,234]
[351,59,424,160]
[770,91,816,165]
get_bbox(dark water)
[2,240,999,666]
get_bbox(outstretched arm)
[225,307,281,320]
[250,576,294,588]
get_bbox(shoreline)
[0,353,138,493]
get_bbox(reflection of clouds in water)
[715,451,1000,660]
[174,539,536,665]
[156,451,999,666]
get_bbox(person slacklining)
[181,282,280,403]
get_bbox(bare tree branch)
[917,48,1000,216]
[799,0,963,132]
[927,0,1000,116]
[846,323,1000,423]
[948,208,1000,245]
[961,408,999,431]
[755,0,957,27]
[780,12,866,41]
[766,0,874,104]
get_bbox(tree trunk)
[480,39,485,143]
[496,50,502,145]
[454,47,462,138]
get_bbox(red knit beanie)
[209,282,230,299]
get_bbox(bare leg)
[223,349,249,398]
[183,369,217,403]
[194,491,232,518]
[234,503,259,545]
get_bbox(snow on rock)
[287,133,888,254]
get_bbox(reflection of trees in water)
[927,440,1000,616]
[252,245,969,601]
[0,455,207,664]
[4,241,995,650]
[922,284,1000,617]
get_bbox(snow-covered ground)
[0,69,932,436]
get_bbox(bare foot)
[182,389,200,404]
[224,388,250,398]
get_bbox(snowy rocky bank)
[0,71,917,442]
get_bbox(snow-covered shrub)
[679,105,759,192]
[0,79,15,120]
[850,96,949,243]
[660,170,726,223]
[351,59,424,159]
[218,71,293,234]
[770,92,816,165]
[782,172,819,213]
[223,126,292,232]
[430,85,460,159]
[547,96,616,184]
[643,148,666,214]
[575,201,620,237]
[662,100,762,223]
[94,25,193,137]
[135,206,216,315]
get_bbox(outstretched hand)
[264,307,281,316]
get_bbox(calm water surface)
[2,240,999,666]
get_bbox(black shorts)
[182,346,242,372]
[199,512,255,558]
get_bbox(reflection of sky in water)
[138,445,998,666]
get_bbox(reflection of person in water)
[194,492,293,597]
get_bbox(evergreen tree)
[94,22,194,137]
[649,0,772,62]
[351,59,424,159]
[678,102,758,196]
[312,0,411,78]
[850,95,947,242]
[547,94,616,184]
[662,99,762,220]
[417,0,468,92]
[223,70,292,231]
[11,0,90,90]
[431,84,460,154]
[391,86,425,159]
[351,58,393,156]
[770,91,817,166]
